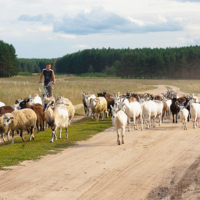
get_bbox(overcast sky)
[0,0,199,58]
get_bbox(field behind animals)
[1,75,200,106]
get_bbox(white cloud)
[157,15,167,23]
[72,44,90,49]
[57,33,76,39]
[127,17,145,26]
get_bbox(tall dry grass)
[1,76,200,106]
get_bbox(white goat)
[178,105,189,130]
[84,94,96,116]
[153,100,163,126]
[117,99,143,131]
[189,100,200,129]
[0,102,5,107]
[143,100,157,129]
[110,105,128,145]
[43,99,69,142]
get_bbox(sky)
[0,0,200,58]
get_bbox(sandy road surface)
[1,85,200,200]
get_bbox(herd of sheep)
[0,88,199,146]
[0,94,75,144]
[83,89,199,145]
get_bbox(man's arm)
[39,71,43,83]
[52,71,55,84]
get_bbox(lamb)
[3,109,37,144]
[178,105,189,130]
[43,98,69,142]
[189,100,200,129]
[110,105,128,145]
[0,115,10,142]
[89,97,108,121]
[55,96,75,125]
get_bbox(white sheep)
[89,97,108,121]
[43,98,69,143]
[3,109,37,144]
[0,115,10,142]
[111,105,128,145]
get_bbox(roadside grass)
[0,117,112,169]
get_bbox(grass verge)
[0,117,112,169]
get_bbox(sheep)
[3,109,37,144]
[55,97,75,125]
[89,97,108,121]
[82,92,89,115]
[43,98,69,143]
[18,99,46,132]
[177,105,189,130]
[170,98,180,123]
[0,115,10,142]
[110,105,128,145]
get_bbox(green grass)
[17,72,33,76]
[0,117,112,169]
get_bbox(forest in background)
[0,40,18,77]
[1,39,200,79]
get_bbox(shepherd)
[39,63,55,97]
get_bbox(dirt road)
[1,85,200,200]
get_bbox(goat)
[43,98,69,142]
[177,105,189,130]
[170,98,180,123]
[110,105,128,145]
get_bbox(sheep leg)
[29,127,35,141]
[176,114,178,123]
[121,127,125,144]
[172,114,174,123]
[0,133,2,143]
[7,130,10,140]
[193,115,197,129]
[20,130,25,142]
[65,128,68,139]
[140,117,143,130]
[11,130,15,144]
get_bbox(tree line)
[18,58,56,73]
[0,40,18,77]
[55,46,200,79]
